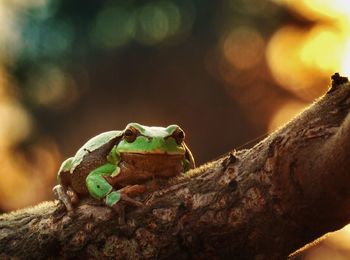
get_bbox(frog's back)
[59,131,122,195]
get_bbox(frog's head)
[116,123,187,155]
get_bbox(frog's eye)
[124,127,138,143]
[172,128,185,144]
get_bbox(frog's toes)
[121,184,146,197]
[105,190,121,207]
[120,193,143,207]
[53,184,74,213]
[105,191,143,225]
[112,203,126,225]
[66,186,79,205]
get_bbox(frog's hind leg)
[53,184,74,212]
[66,186,79,205]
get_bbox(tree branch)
[1,79,350,259]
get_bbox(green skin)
[57,123,195,208]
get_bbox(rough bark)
[1,79,350,259]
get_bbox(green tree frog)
[53,123,195,212]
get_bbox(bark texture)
[1,80,350,259]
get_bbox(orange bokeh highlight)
[268,0,350,101]
[266,25,333,100]
[223,27,265,70]
[268,100,307,132]
[0,65,60,210]
[274,0,350,21]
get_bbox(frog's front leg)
[86,164,144,209]
[86,163,120,206]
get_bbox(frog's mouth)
[119,152,184,171]
[107,153,184,187]
[120,152,183,160]
[121,151,183,155]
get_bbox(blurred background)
[0,0,350,258]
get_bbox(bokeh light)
[266,25,330,100]
[268,0,350,100]
[0,0,60,211]
[136,1,186,45]
[273,0,350,21]
[268,100,307,132]
[90,1,194,48]
[0,66,59,210]
[91,6,136,49]
[223,26,265,70]
[327,225,350,252]
[21,19,74,59]
[0,1,23,63]
[26,64,78,109]
[0,98,32,148]
[137,3,170,44]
